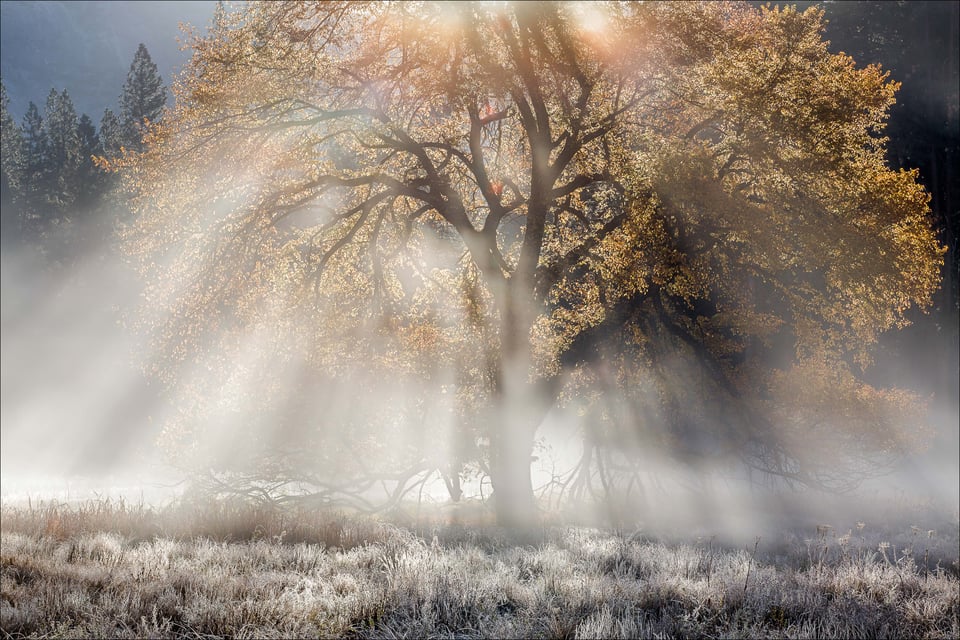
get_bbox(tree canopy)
[120,1,943,528]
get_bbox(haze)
[0,1,957,538]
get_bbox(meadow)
[1,495,957,639]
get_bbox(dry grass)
[1,497,957,639]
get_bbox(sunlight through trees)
[116,1,943,530]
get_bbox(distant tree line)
[0,43,166,256]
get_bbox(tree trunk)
[483,241,558,531]
[486,356,557,531]
[489,400,539,531]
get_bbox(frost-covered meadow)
[1,497,956,639]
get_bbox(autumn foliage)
[119,1,943,526]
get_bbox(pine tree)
[76,113,102,211]
[19,101,47,235]
[41,88,81,219]
[1,80,25,242]
[119,44,167,152]
[98,108,124,158]
[95,107,126,208]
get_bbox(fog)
[1,1,958,544]
[1,214,956,536]
[0,224,169,490]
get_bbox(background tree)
[122,1,943,529]
[40,88,81,223]
[1,79,24,244]
[119,43,167,152]
[95,107,127,205]
[75,113,103,212]
[17,100,47,237]
[97,108,124,158]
